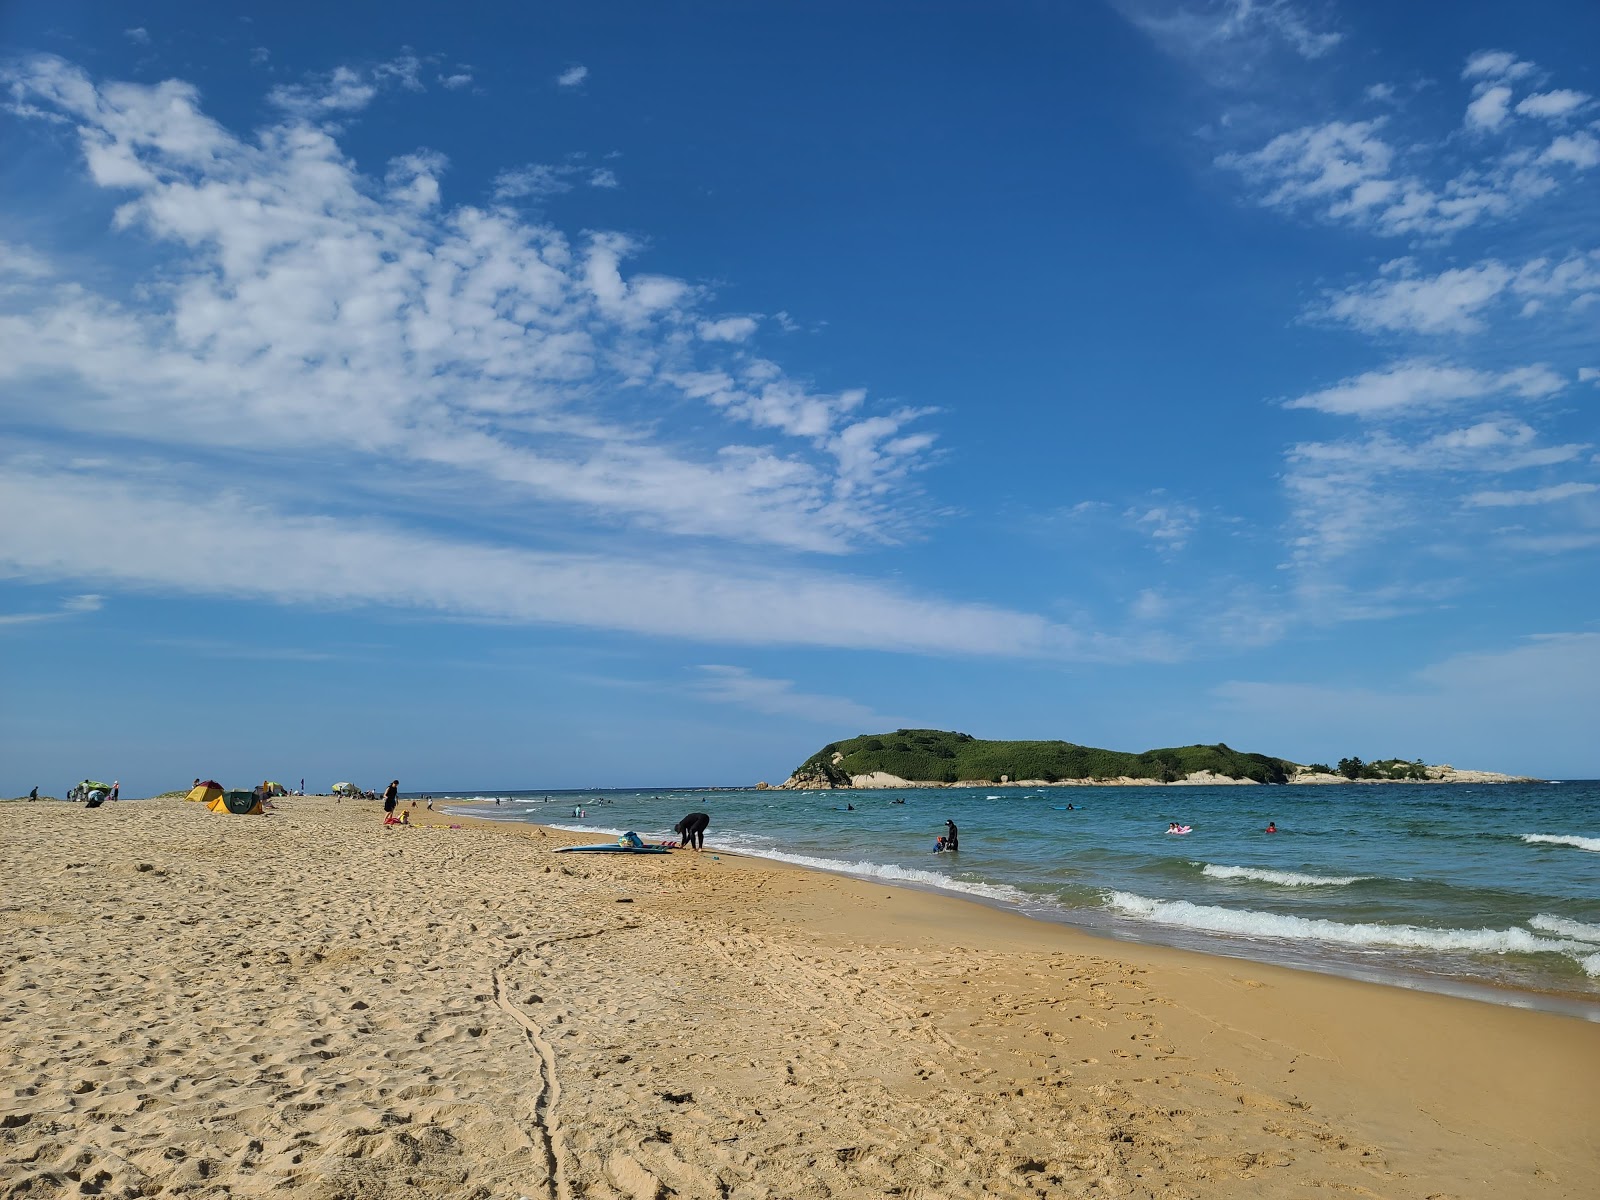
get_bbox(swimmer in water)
[1265,821,1277,833]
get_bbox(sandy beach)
[3,796,1596,1199]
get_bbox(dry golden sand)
[2,796,1596,1200]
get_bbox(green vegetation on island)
[788,729,1298,787]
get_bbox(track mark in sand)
[491,927,639,1200]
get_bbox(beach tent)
[262,781,287,797]
[186,781,224,804]
[331,782,355,795]
[207,790,264,815]
[70,780,113,802]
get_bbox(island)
[777,730,1536,788]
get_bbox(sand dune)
[2,796,1595,1198]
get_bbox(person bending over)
[674,812,711,850]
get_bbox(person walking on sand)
[382,780,399,823]
[674,811,710,851]
[29,787,38,801]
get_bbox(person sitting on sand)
[674,812,710,851]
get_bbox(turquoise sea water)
[426,780,1600,1017]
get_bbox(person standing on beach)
[382,780,399,823]
[674,812,710,850]
[29,787,38,801]
[110,780,119,802]
[944,819,959,851]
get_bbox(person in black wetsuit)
[674,811,710,850]
[944,819,959,851]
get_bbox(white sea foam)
[1103,892,1600,972]
[1202,864,1368,887]
[1530,914,1600,943]
[1520,834,1600,853]
[714,838,1035,906]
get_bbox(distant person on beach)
[674,812,710,851]
[945,819,959,851]
[110,781,119,802]
[382,780,399,822]
[29,787,38,801]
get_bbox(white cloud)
[1221,53,1597,238]
[556,65,588,88]
[493,162,621,200]
[1465,85,1513,132]
[0,467,1118,660]
[124,28,150,45]
[1541,132,1600,169]
[0,593,102,627]
[1125,499,1201,551]
[1213,633,1600,775]
[1319,262,1514,334]
[1580,368,1600,384]
[440,73,474,90]
[1461,50,1535,82]
[0,56,937,556]
[1316,251,1600,335]
[697,316,759,343]
[1515,89,1589,119]
[685,665,886,726]
[1285,360,1565,417]
[1282,418,1592,563]
[1116,0,1342,81]
[1465,482,1598,507]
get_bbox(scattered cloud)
[1461,50,1535,83]
[1515,89,1590,120]
[0,593,102,627]
[1464,85,1513,132]
[697,316,759,343]
[556,64,588,88]
[0,56,935,558]
[1115,0,1341,83]
[1125,498,1201,551]
[1316,252,1600,335]
[1220,52,1597,238]
[268,54,424,115]
[123,28,150,46]
[1284,360,1565,417]
[685,665,887,726]
[1465,482,1598,507]
[440,72,474,90]
[492,162,621,201]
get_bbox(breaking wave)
[1520,834,1600,853]
[1202,864,1368,887]
[1103,892,1600,975]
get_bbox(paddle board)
[554,843,671,854]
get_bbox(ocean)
[420,780,1600,1019]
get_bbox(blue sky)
[3,0,1597,794]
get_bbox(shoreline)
[5,795,1597,1198]
[457,803,1600,1021]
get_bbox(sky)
[2,0,1597,794]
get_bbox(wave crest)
[1520,834,1600,853]
[1202,864,1367,887]
[1103,891,1600,975]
